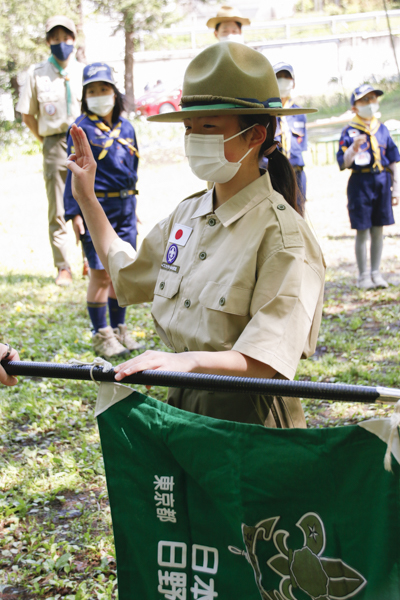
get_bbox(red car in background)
[135,87,182,117]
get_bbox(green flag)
[95,383,400,600]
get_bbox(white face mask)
[357,102,379,119]
[184,123,262,184]
[87,94,115,117]
[277,78,294,96]
[218,33,245,44]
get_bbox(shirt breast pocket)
[197,282,253,350]
[152,272,183,346]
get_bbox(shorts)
[347,171,394,230]
[81,196,137,270]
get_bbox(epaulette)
[181,189,207,202]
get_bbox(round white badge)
[45,104,56,116]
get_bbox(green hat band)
[181,98,283,112]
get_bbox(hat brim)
[353,89,383,103]
[147,106,317,122]
[206,16,251,28]
[83,76,115,86]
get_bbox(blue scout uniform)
[260,100,307,210]
[337,114,400,230]
[64,113,139,269]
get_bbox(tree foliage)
[92,0,178,110]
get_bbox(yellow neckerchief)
[349,113,382,172]
[279,98,294,158]
[87,114,139,160]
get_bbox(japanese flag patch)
[168,223,193,247]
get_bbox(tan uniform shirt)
[108,171,325,382]
[16,58,83,137]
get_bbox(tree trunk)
[124,26,135,113]
[76,0,87,64]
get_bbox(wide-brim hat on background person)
[148,42,317,123]
[206,5,251,29]
[351,84,383,106]
[46,15,77,38]
[83,63,115,87]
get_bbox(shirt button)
[199,251,207,260]
[184,347,189,352]
[277,204,286,210]
[159,281,165,290]
[219,297,226,306]
[184,299,191,308]
[208,217,216,226]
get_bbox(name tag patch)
[168,223,193,247]
[161,262,180,273]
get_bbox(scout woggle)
[184,123,263,183]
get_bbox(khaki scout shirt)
[16,58,83,137]
[108,171,325,381]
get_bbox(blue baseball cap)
[83,62,115,87]
[351,84,383,105]
[273,62,295,81]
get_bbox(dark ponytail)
[238,114,302,216]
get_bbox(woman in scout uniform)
[260,62,308,214]
[337,84,400,289]
[64,63,143,358]
[64,43,325,428]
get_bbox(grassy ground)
[1,148,400,598]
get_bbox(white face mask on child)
[277,78,294,97]
[87,95,115,117]
[357,103,379,119]
[184,123,261,184]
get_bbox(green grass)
[1,268,398,597]
[0,275,168,598]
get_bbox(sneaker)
[82,258,89,277]
[92,326,130,358]
[114,324,145,352]
[356,272,375,289]
[55,268,72,286]
[371,270,389,289]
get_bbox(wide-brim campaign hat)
[351,84,383,106]
[83,63,115,87]
[206,5,251,29]
[147,43,317,123]
[46,15,77,38]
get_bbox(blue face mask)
[51,42,74,62]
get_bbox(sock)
[355,229,369,275]
[87,302,107,333]
[108,296,126,329]
[370,226,384,272]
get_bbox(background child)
[64,62,144,357]
[337,84,400,289]
[260,62,308,214]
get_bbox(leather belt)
[352,167,391,174]
[96,189,138,199]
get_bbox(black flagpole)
[2,360,400,404]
